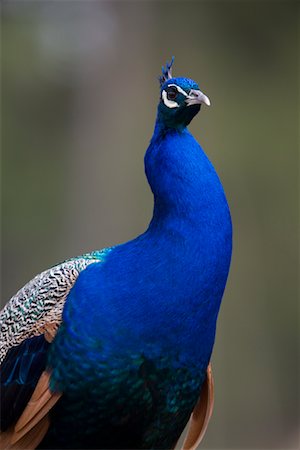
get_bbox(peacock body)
[0,59,232,449]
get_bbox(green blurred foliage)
[1,1,299,449]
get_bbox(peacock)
[0,58,232,450]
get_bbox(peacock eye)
[167,87,178,101]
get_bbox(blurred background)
[1,1,299,449]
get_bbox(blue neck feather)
[146,115,230,236]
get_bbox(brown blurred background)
[1,1,299,449]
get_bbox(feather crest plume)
[159,56,175,86]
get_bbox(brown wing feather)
[181,364,214,450]
[10,371,62,446]
[1,324,62,449]
[0,416,50,450]
[0,428,13,450]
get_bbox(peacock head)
[158,57,210,130]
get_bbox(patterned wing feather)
[0,249,110,363]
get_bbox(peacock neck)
[145,121,230,238]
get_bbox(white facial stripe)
[162,90,179,108]
[167,84,189,97]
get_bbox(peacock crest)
[159,56,175,86]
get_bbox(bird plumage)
[0,59,232,449]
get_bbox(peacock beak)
[186,89,211,107]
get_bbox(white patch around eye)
[162,90,179,108]
[167,84,188,97]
